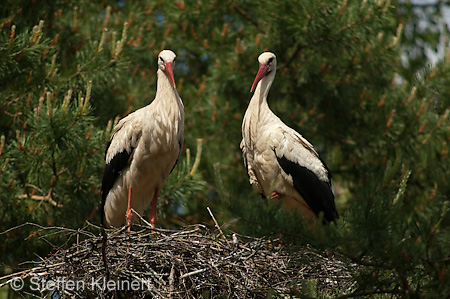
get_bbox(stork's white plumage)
[240,52,338,223]
[101,49,184,228]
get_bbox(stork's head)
[251,52,277,92]
[158,50,177,88]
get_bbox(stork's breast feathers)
[147,101,184,151]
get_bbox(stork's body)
[241,52,338,223]
[101,50,184,228]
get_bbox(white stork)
[101,49,184,228]
[240,52,338,223]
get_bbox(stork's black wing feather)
[100,140,134,226]
[276,155,338,223]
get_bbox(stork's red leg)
[126,186,133,231]
[149,188,159,228]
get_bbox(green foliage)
[396,0,450,80]
[0,0,449,297]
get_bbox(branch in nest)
[207,206,229,246]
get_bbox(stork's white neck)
[249,70,276,114]
[156,68,180,102]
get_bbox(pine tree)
[0,2,127,264]
[1,0,449,297]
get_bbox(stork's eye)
[159,57,164,63]
[268,57,274,64]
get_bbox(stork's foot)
[149,215,156,228]
[149,210,156,234]
[149,204,157,228]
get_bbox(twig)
[180,268,206,279]
[207,206,230,246]
[100,226,109,281]
[1,222,94,238]
[0,262,65,283]
[131,208,154,228]
[169,264,175,294]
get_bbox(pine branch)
[232,4,260,30]
[17,189,62,208]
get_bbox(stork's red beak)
[250,63,269,92]
[165,62,176,88]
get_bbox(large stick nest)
[2,222,356,298]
